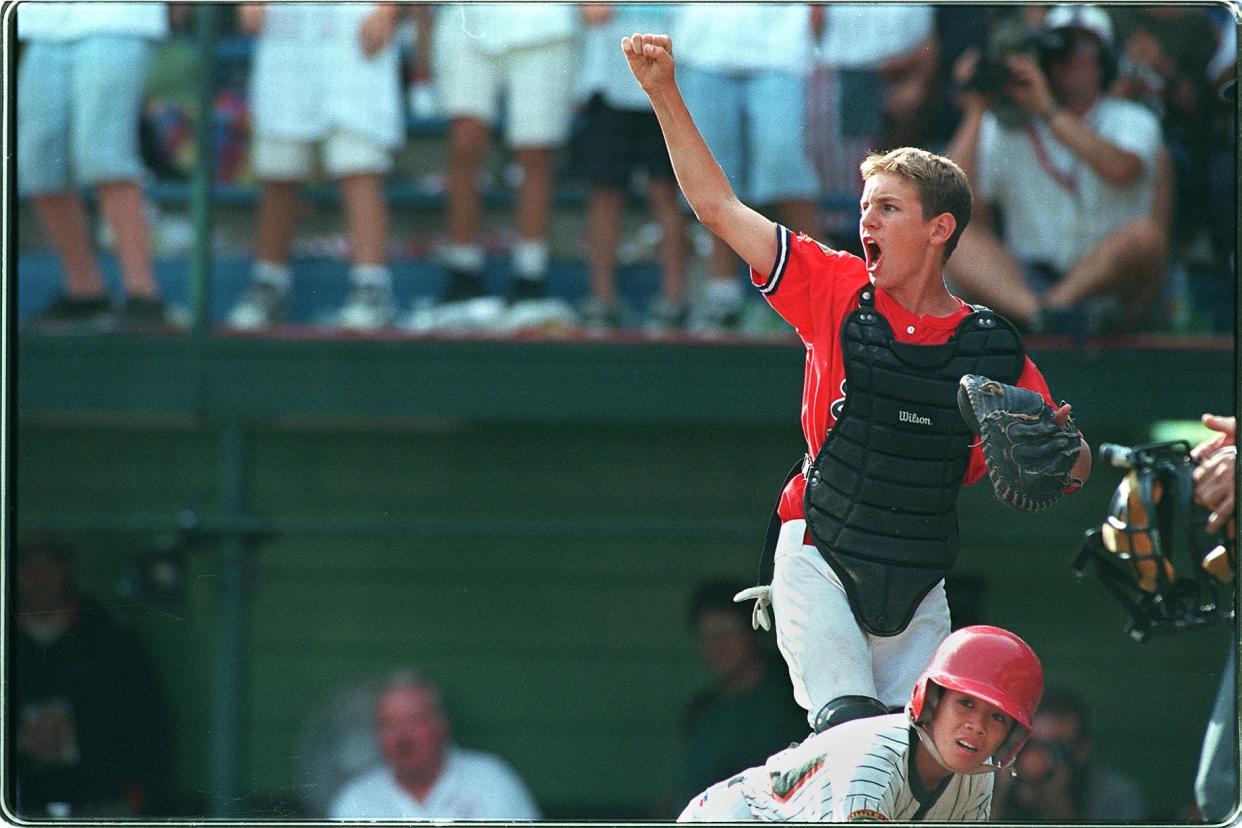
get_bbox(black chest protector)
[803,286,1025,636]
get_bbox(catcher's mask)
[1074,440,1236,641]
[907,625,1044,772]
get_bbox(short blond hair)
[860,147,973,262]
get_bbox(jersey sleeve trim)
[756,223,791,296]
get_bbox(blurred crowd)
[17,3,1236,337]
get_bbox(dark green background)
[13,332,1237,819]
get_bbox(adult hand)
[1195,447,1237,534]
[360,5,399,58]
[1192,414,1237,534]
[622,33,675,94]
[949,49,989,114]
[1001,53,1057,117]
[1191,414,1236,462]
[16,706,75,767]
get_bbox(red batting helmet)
[908,625,1044,767]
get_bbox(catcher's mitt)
[958,374,1083,511]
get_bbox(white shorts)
[433,28,575,147]
[251,130,393,181]
[771,519,951,725]
[17,36,153,194]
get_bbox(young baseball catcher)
[623,33,1090,733]
[677,625,1045,822]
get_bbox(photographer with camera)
[992,685,1149,821]
[944,5,1167,336]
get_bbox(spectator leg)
[339,173,389,268]
[944,223,1041,325]
[254,180,301,266]
[648,179,687,304]
[446,117,491,247]
[1044,217,1167,329]
[31,191,107,299]
[513,146,554,245]
[95,180,158,299]
[707,237,738,281]
[586,187,624,306]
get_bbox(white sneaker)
[688,279,744,334]
[228,281,288,329]
[402,296,508,332]
[497,297,581,333]
[645,295,688,334]
[687,297,742,334]
[337,283,395,330]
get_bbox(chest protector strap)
[803,286,1025,635]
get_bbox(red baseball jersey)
[752,225,1055,522]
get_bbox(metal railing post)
[190,4,219,340]
[209,418,251,817]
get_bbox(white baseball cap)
[1042,5,1114,48]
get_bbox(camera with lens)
[965,21,1068,126]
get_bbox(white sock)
[512,239,549,281]
[440,243,485,273]
[253,260,292,293]
[349,264,392,290]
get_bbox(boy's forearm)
[645,85,736,229]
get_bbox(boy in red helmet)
[677,626,1044,822]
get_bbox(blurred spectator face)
[1045,29,1106,106]
[1014,709,1088,782]
[374,684,449,780]
[694,607,756,683]
[17,548,73,615]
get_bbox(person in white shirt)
[677,625,1045,823]
[17,2,174,328]
[227,3,405,331]
[945,5,1166,335]
[571,3,688,332]
[328,672,540,820]
[407,4,580,332]
[669,4,821,332]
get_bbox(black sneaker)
[442,268,485,303]
[31,293,113,327]
[510,276,547,303]
[687,301,742,334]
[118,295,174,328]
[579,297,621,331]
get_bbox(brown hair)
[860,147,973,262]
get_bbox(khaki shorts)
[433,31,575,148]
[251,130,393,181]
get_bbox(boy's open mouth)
[863,237,882,271]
